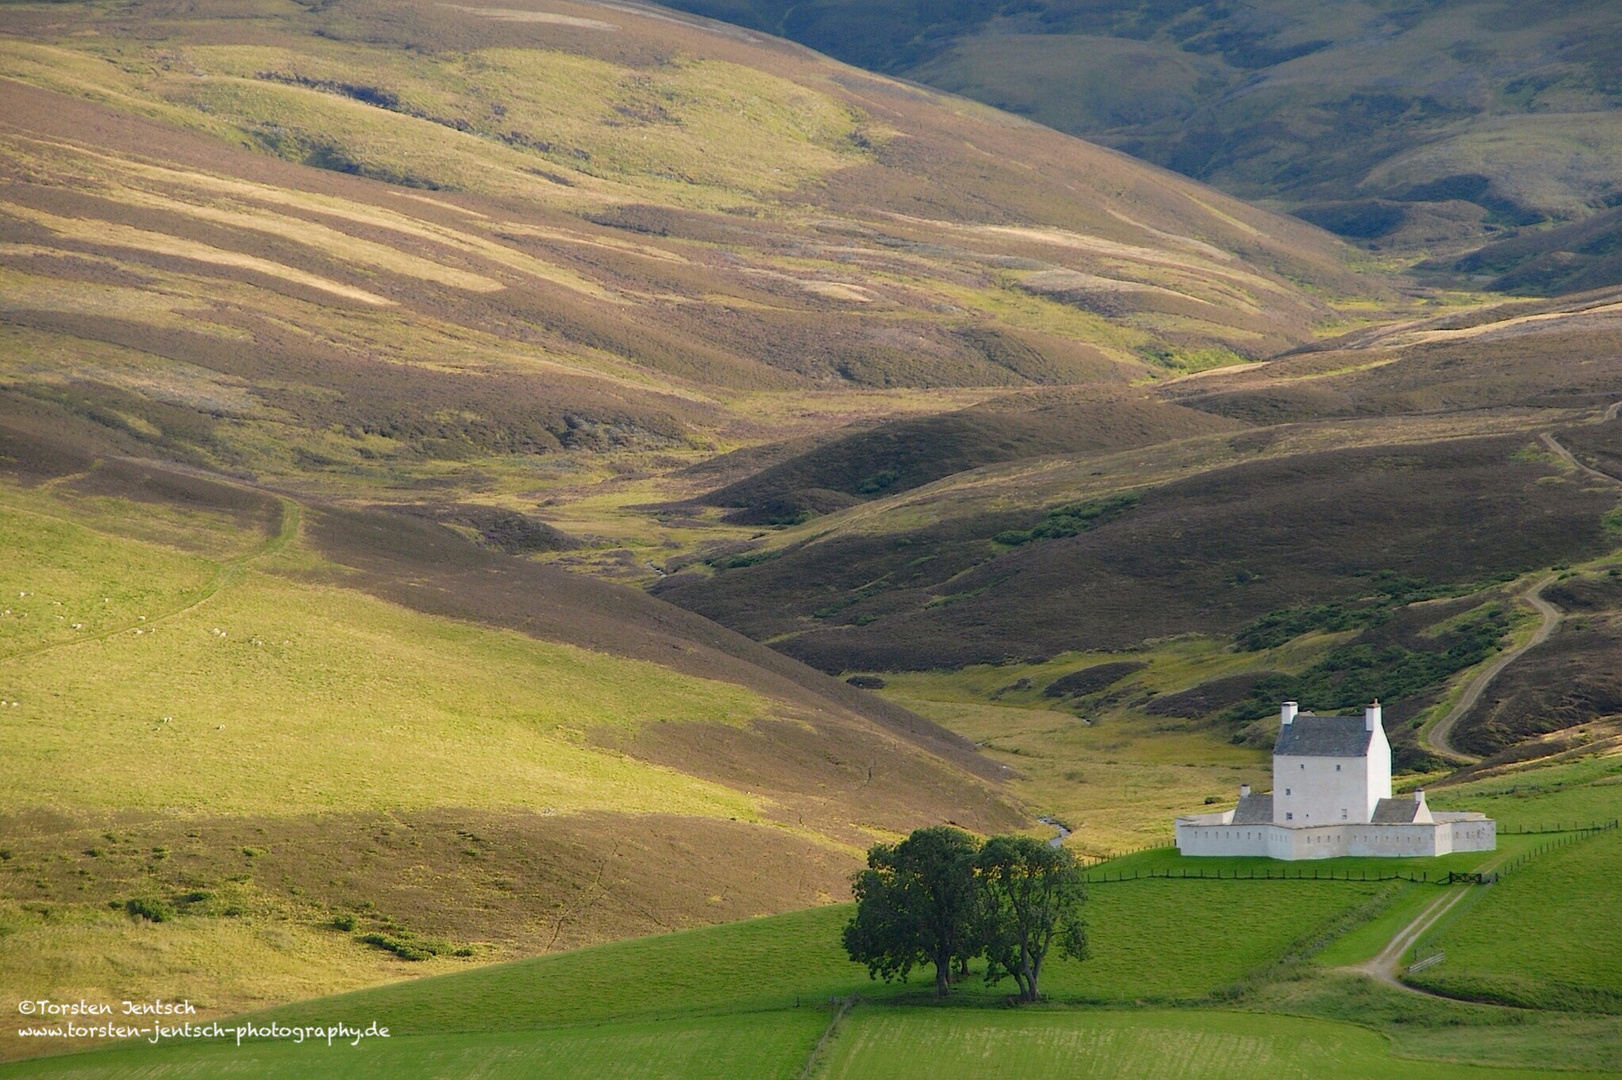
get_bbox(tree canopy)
[975,834,1090,1002]
[843,826,1089,1001]
[843,826,980,998]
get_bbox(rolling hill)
[4,0,1621,1070]
[660,0,1622,273]
[649,288,1622,771]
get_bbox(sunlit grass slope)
[0,487,771,819]
[1410,825,1622,1012]
[0,463,1017,1060]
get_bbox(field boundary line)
[798,994,856,1080]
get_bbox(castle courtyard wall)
[1175,817,1496,861]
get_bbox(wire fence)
[1489,820,1617,882]
[1498,822,1618,835]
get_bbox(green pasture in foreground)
[821,1009,1606,1080]
[9,811,1622,1078]
[247,878,1383,1034]
[0,1010,828,1080]
[1410,825,1622,1012]
[0,878,1387,1076]
[11,1006,1611,1080]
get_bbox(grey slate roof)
[1231,793,1274,824]
[1371,797,1419,824]
[1274,714,1372,758]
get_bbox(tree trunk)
[935,961,951,998]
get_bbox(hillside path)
[1432,417,1622,755]
[0,489,300,667]
[1540,430,1618,485]
[1424,574,1560,763]
[1347,885,1472,989]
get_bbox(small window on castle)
[1336,764,1341,772]
[1341,809,1348,819]
[1300,763,1305,770]
[1285,813,1293,821]
[1285,788,1291,796]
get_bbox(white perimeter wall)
[1176,819,1495,861]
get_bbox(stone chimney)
[1281,701,1298,726]
[1239,784,1251,799]
[1413,788,1433,824]
[1365,699,1382,732]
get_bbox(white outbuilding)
[1175,700,1495,860]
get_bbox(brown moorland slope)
[0,0,1367,493]
[650,292,1622,763]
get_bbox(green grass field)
[239,877,1388,1032]
[12,1005,1612,1080]
[1409,826,1622,1012]
[820,1009,1605,1080]
[1429,756,1622,832]
[5,790,1620,1077]
[0,1011,828,1080]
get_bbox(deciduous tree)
[843,826,980,997]
[975,834,1089,1002]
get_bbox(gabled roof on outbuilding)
[1231,793,1273,824]
[1274,714,1372,758]
[1371,797,1420,823]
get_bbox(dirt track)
[1347,886,1472,989]
[1424,574,1560,763]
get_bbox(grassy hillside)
[5,812,1618,1077]
[1409,827,1622,1012]
[0,0,1368,493]
[659,0,1622,266]
[0,446,1029,1062]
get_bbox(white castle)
[1175,701,1496,860]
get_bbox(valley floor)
[4,755,1620,1079]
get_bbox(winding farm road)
[1540,430,1617,485]
[1424,574,1560,763]
[1348,886,1472,990]
[1424,412,1622,762]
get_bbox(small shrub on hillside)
[856,470,899,495]
[125,897,174,923]
[330,913,357,932]
[994,493,1139,547]
[1235,574,1466,651]
[357,931,469,961]
[1219,601,1511,727]
[358,932,434,961]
